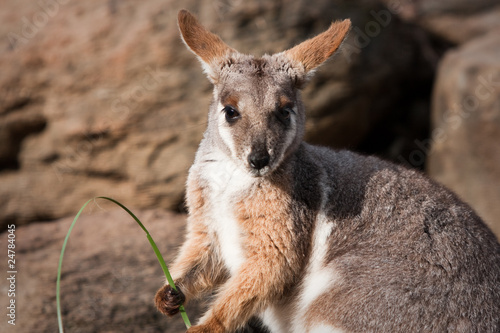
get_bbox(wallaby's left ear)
[178,9,236,83]
[284,19,351,76]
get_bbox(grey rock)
[428,30,500,238]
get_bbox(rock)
[0,106,46,169]
[385,0,500,45]
[0,0,438,227]
[0,208,266,332]
[427,30,500,238]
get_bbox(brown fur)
[284,20,351,73]
[221,94,240,110]
[178,10,234,63]
[206,181,296,331]
[177,9,235,83]
[278,95,292,109]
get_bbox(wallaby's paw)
[155,284,185,317]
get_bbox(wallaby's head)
[178,10,350,177]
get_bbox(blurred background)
[1,0,499,332]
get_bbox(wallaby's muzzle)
[248,149,270,172]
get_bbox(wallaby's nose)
[248,150,270,170]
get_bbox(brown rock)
[428,30,500,238]
[386,0,500,45]
[0,106,46,169]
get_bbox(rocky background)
[0,0,499,332]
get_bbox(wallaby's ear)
[178,10,235,82]
[284,19,351,78]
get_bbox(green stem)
[56,197,191,333]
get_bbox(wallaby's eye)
[276,106,293,125]
[279,108,291,120]
[223,106,240,123]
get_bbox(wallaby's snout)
[248,147,270,173]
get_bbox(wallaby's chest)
[197,158,256,275]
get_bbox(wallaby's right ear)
[178,10,235,83]
[283,19,351,87]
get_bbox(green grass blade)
[56,198,92,333]
[56,197,191,333]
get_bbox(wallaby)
[155,9,500,333]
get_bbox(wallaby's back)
[295,144,500,332]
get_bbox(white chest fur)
[199,152,255,275]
